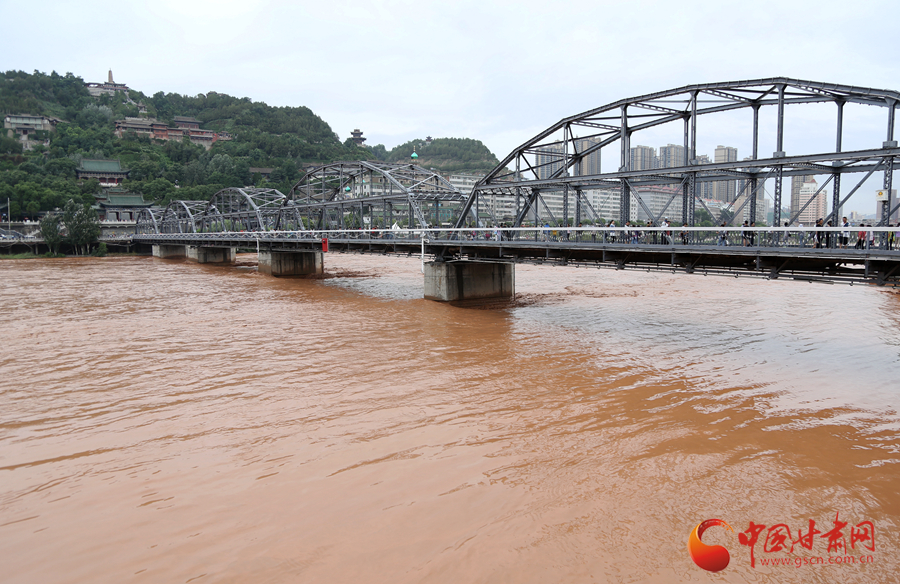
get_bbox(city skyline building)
[712,145,738,202]
[575,137,602,176]
[796,179,828,226]
[630,145,657,171]
[658,144,685,169]
[790,174,816,223]
[524,141,785,224]
[695,154,713,200]
[535,144,564,180]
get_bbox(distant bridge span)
[136,162,468,237]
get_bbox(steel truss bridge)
[135,162,467,236]
[131,78,900,287]
[459,77,900,231]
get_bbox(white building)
[795,179,828,226]
[446,173,483,195]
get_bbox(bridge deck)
[133,230,900,286]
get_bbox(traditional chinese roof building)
[173,116,201,129]
[86,69,130,97]
[350,129,366,145]
[4,114,62,150]
[4,114,58,136]
[76,159,130,186]
[92,187,153,222]
[114,117,225,150]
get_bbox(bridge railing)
[135,226,900,252]
[465,226,899,251]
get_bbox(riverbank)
[0,251,147,260]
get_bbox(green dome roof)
[411,152,418,159]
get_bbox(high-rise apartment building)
[574,138,602,176]
[630,145,657,171]
[536,141,604,221]
[535,144,565,180]
[632,185,683,223]
[796,179,827,226]
[712,145,738,202]
[735,157,767,223]
[658,144,686,169]
[584,188,636,223]
[694,155,713,200]
[789,174,815,223]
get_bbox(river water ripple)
[1,254,899,583]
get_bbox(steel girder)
[135,208,165,235]
[137,188,288,235]
[283,161,467,230]
[159,201,207,234]
[197,187,286,233]
[135,166,467,235]
[290,161,459,202]
[458,78,900,229]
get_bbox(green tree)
[44,157,77,178]
[695,208,714,226]
[80,178,101,196]
[0,134,23,154]
[370,144,388,161]
[142,178,177,203]
[39,213,63,254]
[62,199,100,255]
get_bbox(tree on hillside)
[370,144,388,161]
[383,138,499,172]
[1,134,23,155]
[1,70,501,218]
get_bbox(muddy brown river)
[1,253,898,583]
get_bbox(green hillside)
[0,70,502,219]
[0,70,367,217]
[371,137,499,173]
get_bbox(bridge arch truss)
[136,188,287,235]
[197,187,287,233]
[282,161,468,230]
[136,165,471,235]
[459,78,900,230]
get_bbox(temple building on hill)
[173,116,201,129]
[114,117,230,150]
[86,69,129,97]
[76,159,129,186]
[350,129,366,146]
[3,114,62,150]
[93,187,153,222]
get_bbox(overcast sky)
[2,0,898,214]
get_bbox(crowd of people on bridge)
[457,218,900,251]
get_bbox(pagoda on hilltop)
[350,129,366,146]
[86,69,129,97]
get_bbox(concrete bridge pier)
[186,246,236,264]
[258,250,323,277]
[424,261,515,303]
[152,244,186,259]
